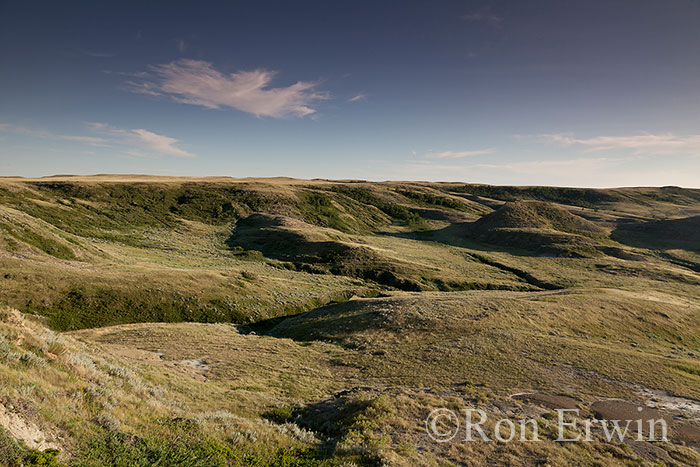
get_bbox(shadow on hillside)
[383,222,645,263]
[246,299,382,343]
[378,222,551,258]
[226,214,424,291]
[611,215,700,253]
[281,390,386,465]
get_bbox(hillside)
[471,200,604,234]
[614,215,700,252]
[465,200,609,257]
[1,176,700,465]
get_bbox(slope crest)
[473,200,605,235]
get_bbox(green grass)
[26,285,363,331]
[2,177,700,465]
[0,222,75,260]
[446,184,625,208]
[74,425,336,467]
[327,185,427,229]
[0,182,291,245]
[30,287,249,331]
[296,191,359,233]
[0,427,65,467]
[395,188,469,211]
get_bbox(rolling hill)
[1,175,700,466]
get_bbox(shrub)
[241,270,257,281]
[0,427,65,467]
[0,426,27,467]
[107,365,134,380]
[261,406,295,424]
[24,448,65,467]
[95,413,122,432]
[5,350,47,368]
[74,426,335,466]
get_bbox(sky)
[1,0,699,187]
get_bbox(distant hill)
[465,200,608,257]
[472,200,605,235]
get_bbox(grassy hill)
[465,200,609,257]
[471,200,605,234]
[1,176,700,465]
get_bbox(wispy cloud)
[0,122,194,158]
[475,156,623,175]
[88,122,195,157]
[384,156,629,186]
[0,123,106,145]
[127,59,327,118]
[461,7,503,27]
[80,49,114,58]
[425,148,495,159]
[538,132,700,156]
[176,39,187,53]
[412,156,620,173]
[348,93,366,102]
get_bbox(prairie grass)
[1,177,700,465]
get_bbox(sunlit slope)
[0,176,698,331]
[1,176,700,464]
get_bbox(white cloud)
[348,93,366,102]
[128,59,327,118]
[475,156,623,175]
[404,156,619,176]
[425,148,495,159]
[379,155,634,187]
[130,129,193,157]
[0,123,106,145]
[538,132,700,156]
[0,122,194,158]
[88,123,195,157]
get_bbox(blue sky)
[1,0,699,187]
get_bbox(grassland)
[1,175,700,465]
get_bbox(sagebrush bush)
[276,423,317,444]
[107,364,134,380]
[95,412,121,432]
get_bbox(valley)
[1,175,700,465]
